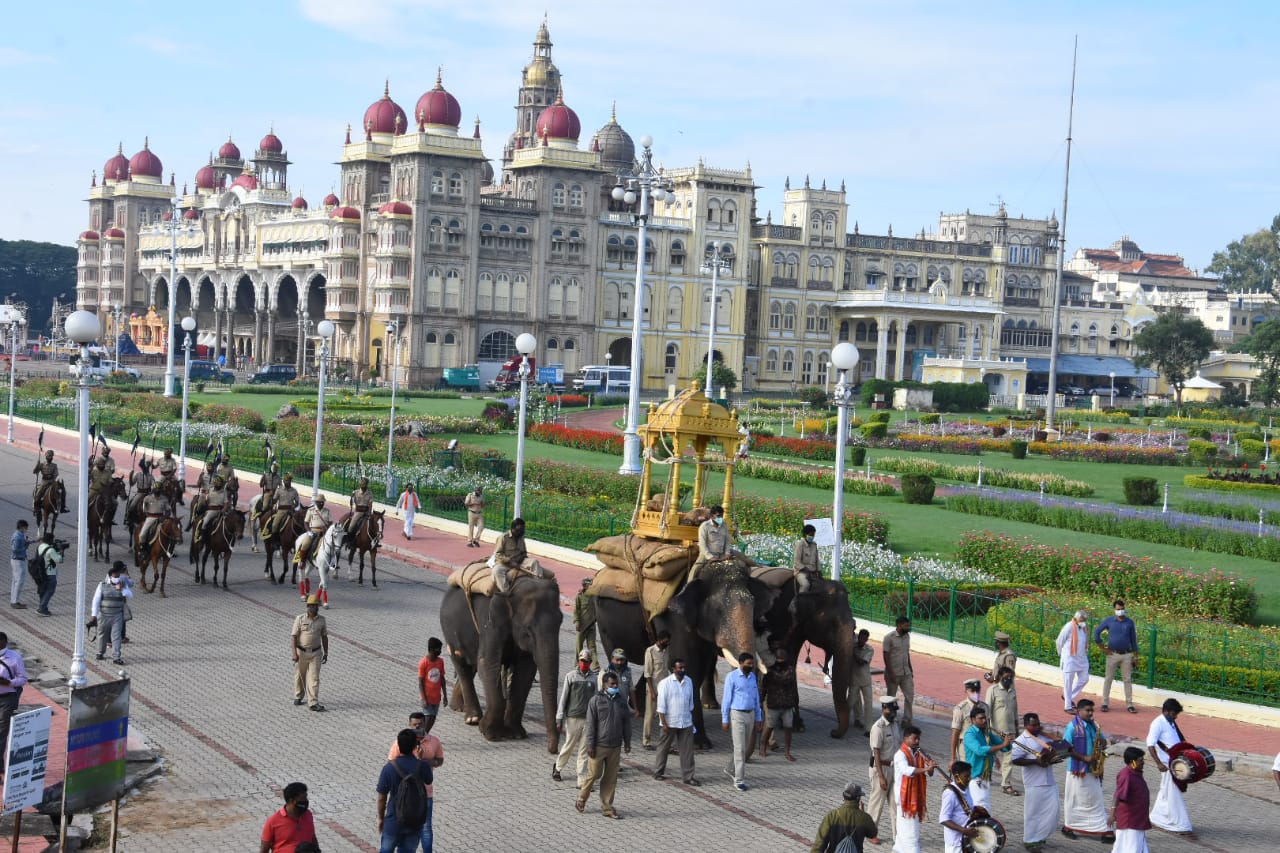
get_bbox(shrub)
[1092,431,1111,443]
[1236,431,1263,442]
[1122,476,1159,506]
[991,426,1007,438]
[481,402,514,428]
[873,456,1093,496]
[734,458,899,496]
[900,474,936,504]
[1010,439,1028,459]
[919,413,941,425]
[861,422,888,440]
[1239,439,1265,458]
[734,496,888,544]
[1187,439,1218,462]
[1182,474,1280,495]
[849,446,867,466]
[545,394,589,407]
[795,385,829,406]
[753,435,838,460]
[1186,427,1212,440]
[1028,441,1181,465]
[196,403,267,432]
[869,410,893,424]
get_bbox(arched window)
[1070,321,1080,336]
[817,351,830,386]
[781,349,795,373]
[546,337,559,351]
[442,331,459,367]
[569,184,583,207]
[426,266,443,309]
[667,286,683,324]
[765,348,778,373]
[783,303,796,331]
[805,303,818,332]
[494,273,511,313]
[722,200,737,225]
[444,269,461,310]
[1087,323,1098,337]
[769,301,782,330]
[512,274,528,314]
[552,182,566,206]
[477,273,494,312]
[707,199,721,223]
[670,240,686,269]
[801,351,815,384]
[818,305,831,333]
[665,343,678,372]
[772,251,786,278]
[839,320,850,342]
[430,171,444,195]
[424,331,440,368]
[604,282,621,321]
[478,330,517,361]
[548,277,564,317]
[565,278,581,319]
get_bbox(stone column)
[981,322,993,360]
[894,319,909,381]
[875,316,889,380]
[253,306,263,366]
[211,301,223,365]
[265,309,275,368]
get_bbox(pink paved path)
[11,413,1279,765]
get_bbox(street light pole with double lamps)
[177,316,197,481]
[828,341,860,581]
[385,320,400,499]
[64,310,102,688]
[161,197,195,397]
[701,243,732,399]
[1109,370,1116,408]
[4,303,24,444]
[513,333,537,518]
[311,320,336,499]
[612,135,673,475]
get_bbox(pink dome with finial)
[322,193,340,207]
[535,91,581,142]
[364,82,407,136]
[292,195,308,210]
[259,130,283,153]
[330,206,361,222]
[183,208,200,221]
[377,200,413,217]
[232,169,258,190]
[103,227,126,240]
[415,69,462,129]
[79,230,100,241]
[103,143,130,183]
[218,137,241,160]
[129,139,163,179]
[195,162,217,190]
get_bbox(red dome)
[128,138,163,179]
[103,143,130,182]
[183,208,200,221]
[364,82,407,136]
[259,130,283,153]
[103,227,126,239]
[377,200,413,216]
[218,137,241,160]
[535,92,581,142]
[195,163,217,190]
[292,195,309,210]
[162,208,173,222]
[79,230,100,241]
[232,171,258,191]
[330,206,361,222]
[322,193,340,207]
[415,69,462,129]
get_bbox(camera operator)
[34,533,66,617]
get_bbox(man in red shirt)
[260,782,316,853]
[1110,747,1152,853]
[417,637,447,734]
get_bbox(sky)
[2,0,1277,272]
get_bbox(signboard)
[62,679,130,814]
[805,517,836,548]
[3,706,53,814]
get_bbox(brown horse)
[261,508,306,585]
[343,510,385,589]
[154,475,185,509]
[33,482,66,537]
[194,509,246,589]
[87,477,128,561]
[138,516,183,597]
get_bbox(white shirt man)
[1013,715,1060,848]
[1055,611,1091,712]
[1146,700,1194,835]
[653,659,698,785]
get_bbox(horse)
[137,516,183,597]
[343,510,385,589]
[261,508,306,585]
[154,475,185,509]
[194,509,246,589]
[297,524,345,608]
[87,477,128,561]
[33,482,66,537]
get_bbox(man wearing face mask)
[554,649,598,784]
[949,679,986,764]
[1093,599,1139,714]
[490,518,549,594]
[761,648,799,762]
[868,696,902,844]
[688,505,740,582]
[653,657,699,785]
[576,670,631,819]
[260,781,317,852]
[1012,713,1059,851]
[792,523,821,595]
[642,630,672,749]
[722,652,763,792]
[986,667,1020,795]
[1055,610,1091,714]
[851,629,876,732]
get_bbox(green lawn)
[189,390,491,420]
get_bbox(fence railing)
[845,575,1280,708]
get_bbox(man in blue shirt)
[962,707,1014,809]
[1093,599,1139,714]
[376,728,434,853]
[721,652,762,791]
[9,520,30,609]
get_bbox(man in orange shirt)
[417,637,447,734]
[259,782,316,853]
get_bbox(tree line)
[0,238,77,336]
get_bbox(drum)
[963,817,1007,853]
[1169,742,1216,784]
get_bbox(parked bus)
[572,365,631,393]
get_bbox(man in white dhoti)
[1110,747,1152,853]
[1061,699,1114,842]
[1145,698,1196,839]
[892,725,938,853]
[1055,610,1091,712]
[1012,713,1060,851]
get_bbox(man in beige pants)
[464,486,485,547]
[291,595,329,712]
[867,696,902,843]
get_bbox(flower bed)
[872,456,1094,497]
[752,435,838,460]
[734,458,899,496]
[733,497,888,544]
[879,433,1008,455]
[1028,441,1182,465]
[528,423,623,454]
[195,403,267,432]
[955,531,1256,623]
[545,394,589,407]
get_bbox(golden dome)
[523,60,560,89]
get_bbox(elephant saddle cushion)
[448,560,555,597]
[586,534,696,582]
[750,565,796,589]
[587,566,682,619]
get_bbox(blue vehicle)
[188,360,236,384]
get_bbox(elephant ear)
[667,577,707,630]
[748,578,782,621]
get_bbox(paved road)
[1,436,1278,851]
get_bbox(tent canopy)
[1022,355,1158,379]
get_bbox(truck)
[571,365,630,394]
[488,355,536,392]
[438,364,481,391]
[536,363,565,389]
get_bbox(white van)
[572,365,631,393]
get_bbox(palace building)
[74,22,1264,396]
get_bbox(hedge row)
[734,458,899,497]
[872,456,1094,497]
[1028,441,1183,465]
[1183,474,1280,495]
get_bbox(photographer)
[34,533,66,617]
[90,562,133,666]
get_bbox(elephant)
[594,559,777,750]
[759,576,857,739]
[440,571,563,753]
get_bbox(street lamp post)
[311,320,336,499]
[177,316,196,481]
[701,243,731,399]
[829,341,860,581]
[65,310,102,689]
[111,302,123,367]
[385,320,400,499]
[5,310,23,444]
[513,333,537,518]
[162,196,187,397]
[612,135,673,475]
[1109,371,1116,408]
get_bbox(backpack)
[833,833,857,853]
[390,759,428,829]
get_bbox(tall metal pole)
[164,198,179,397]
[1045,36,1078,432]
[311,325,333,499]
[178,331,193,480]
[6,321,17,443]
[830,370,851,581]
[514,359,531,518]
[70,342,92,688]
[703,246,725,398]
[385,321,399,498]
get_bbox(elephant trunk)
[827,617,855,738]
[715,595,761,671]
[536,640,560,754]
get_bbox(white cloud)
[0,46,50,66]
[129,34,181,57]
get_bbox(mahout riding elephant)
[594,558,777,749]
[757,574,857,739]
[440,566,563,753]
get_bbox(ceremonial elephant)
[440,571,563,753]
[759,576,857,738]
[595,559,777,749]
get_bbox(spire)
[784,176,790,190]
[91,170,97,187]
[143,135,150,150]
[345,123,352,145]
[383,78,390,99]
[365,119,373,142]
[610,101,617,123]
[170,171,176,186]
[555,87,565,105]
[473,116,481,139]
[417,109,426,132]
[182,182,188,195]
[434,66,444,90]
[117,141,124,155]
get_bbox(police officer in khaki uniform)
[157,448,178,480]
[950,678,987,763]
[882,616,915,727]
[195,476,228,545]
[255,463,282,523]
[867,696,902,841]
[985,631,1018,683]
[291,594,329,711]
[490,518,548,593]
[87,458,114,505]
[213,454,234,484]
[127,458,154,522]
[293,496,333,568]
[33,450,68,513]
[263,474,302,542]
[136,490,171,558]
[345,477,374,534]
[97,446,117,476]
[464,486,485,547]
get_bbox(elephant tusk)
[721,647,738,669]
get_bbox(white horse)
[300,524,345,608]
